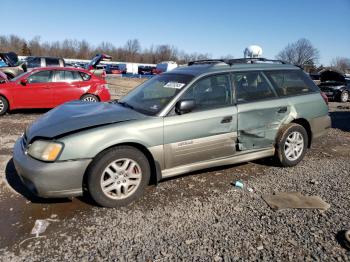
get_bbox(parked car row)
[0,66,110,115]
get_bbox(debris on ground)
[262,192,330,211]
[233,180,244,189]
[31,220,50,237]
[309,179,319,185]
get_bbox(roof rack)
[227,58,286,65]
[188,57,287,66]
[188,59,226,66]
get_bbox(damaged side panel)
[237,93,328,151]
[237,99,296,150]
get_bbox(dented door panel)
[163,107,238,169]
[237,99,292,150]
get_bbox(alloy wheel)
[341,92,349,102]
[100,158,142,200]
[83,96,98,102]
[284,131,304,161]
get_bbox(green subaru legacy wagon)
[13,58,331,207]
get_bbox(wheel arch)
[83,142,161,190]
[290,118,312,148]
[0,93,10,110]
[80,93,100,101]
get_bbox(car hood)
[320,70,345,83]
[26,101,147,142]
[87,54,112,69]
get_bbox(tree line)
[0,34,212,64]
[0,34,349,73]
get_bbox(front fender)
[57,118,164,161]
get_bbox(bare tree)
[331,57,350,74]
[0,34,215,64]
[276,38,320,66]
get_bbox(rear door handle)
[277,106,287,113]
[221,116,233,123]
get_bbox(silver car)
[13,58,331,207]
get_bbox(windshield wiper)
[118,101,134,110]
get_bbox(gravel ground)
[0,97,349,261]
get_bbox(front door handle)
[221,116,233,123]
[277,106,287,113]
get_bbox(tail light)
[320,92,328,105]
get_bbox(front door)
[13,70,53,108]
[233,71,289,150]
[164,74,238,169]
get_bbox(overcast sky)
[2,0,349,65]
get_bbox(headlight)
[27,140,63,162]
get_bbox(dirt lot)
[0,81,349,260]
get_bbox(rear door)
[52,70,85,106]
[233,70,289,150]
[13,70,54,108]
[163,73,238,169]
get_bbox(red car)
[0,67,110,115]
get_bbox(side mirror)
[175,99,196,115]
[20,79,28,85]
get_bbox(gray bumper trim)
[13,138,91,198]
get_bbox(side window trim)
[232,70,278,104]
[28,70,53,83]
[264,69,319,98]
[261,71,278,97]
[169,72,234,115]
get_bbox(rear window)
[26,57,41,68]
[265,70,319,97]
[80,72,91,81]
[46,58,60,67]
[55,70,83,82]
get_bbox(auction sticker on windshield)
[164,82,185,89]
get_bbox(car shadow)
[5,158,94,205]
[7,108,50,115]
[330,110,350,132]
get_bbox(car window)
[80,72,91,81]
[55,70,82,82]
[265,70,319,97]
[120,74,194,115]
[46,58,60,67]
[233,71,277,103]
[27,70,52,83]
[26,57,41,68]
[181,74,232,111]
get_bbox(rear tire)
[275,123,308,167]
[339,90,349,103]
[0,96,9,116]
[87,146,150,208]
[81,94,99,102]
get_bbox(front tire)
[339,90,349,103]
[86,146,150,207]
[275,123,308,167]
[81,94,99,102]
[0,96,9,116]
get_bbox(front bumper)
[13,138,92,198]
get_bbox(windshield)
[10,71,30,82]
[120,73,194,116]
